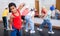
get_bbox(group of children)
[2,2,54,36]
[50,5,60,20]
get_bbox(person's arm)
[32,12,35,20]
[57,11,60,14]
[9,15,14,30]
[55,9,60,14]
[18,3,25,10]
[42,12,47,19]
[18,3,25,16]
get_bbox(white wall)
[0,0,60,27]
[0,0,35,20]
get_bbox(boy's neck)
[13,10,18,14]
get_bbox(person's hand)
[21,19,23,22]
[10,28,14,31]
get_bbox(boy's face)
[10,6,17,13]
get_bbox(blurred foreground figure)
[2,8,9,30]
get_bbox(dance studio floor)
[0,22,60,36]
[0,17,60,36]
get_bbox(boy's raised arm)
[18,3,25,10]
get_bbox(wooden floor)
[0,23,60,36]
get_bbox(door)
[35,0,39,17]
[56,0,60,10]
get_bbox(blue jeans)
[6,17,9,29]
[25,16,34,31]
[11,27,22,36]
[2,17,7,29]
[2,17,9,29]
[55,13,60,20]
[40,19,52,32]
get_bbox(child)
[8,2,22,36]
[37,7,54,34]
[50,5,55,18]
[55,8,60,19]
[2,8,9,30]
[25,8,35,33]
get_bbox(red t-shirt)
[12,9,22,30]
[41,8,47,14]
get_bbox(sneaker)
[6,28,10,30]
[37,28,43,31]
[30,30,35,33]
[48,31,54,34]
[25,30,28,32]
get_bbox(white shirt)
[26,11,35,17]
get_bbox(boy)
[25,8,35,33]
[50,5,55,18]
[37,7,54,34]
[55,8,60,19]
[2,8,9,30]
[8,2,23,36]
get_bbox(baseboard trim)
[0,20,60,30]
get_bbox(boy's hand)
[10,28,14,31]
[18,3,25,10]
[40,15,44,18]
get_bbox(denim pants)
[2,17,7,29]
[55,13,59,19]
[11,27,22,36]
[2,17,9,29]
[25,16,34,31]
[40,19,52,32]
